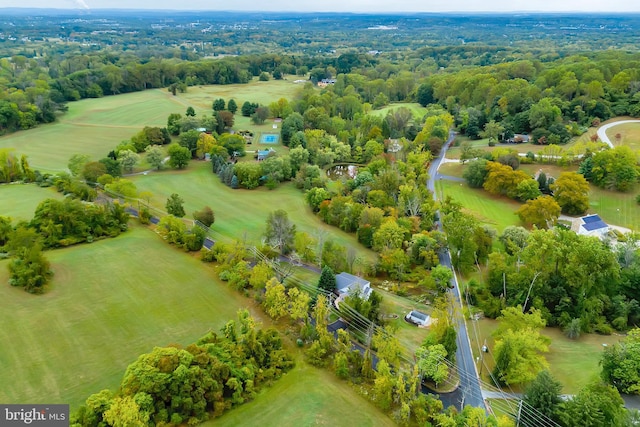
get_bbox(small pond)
[326,164,359,180]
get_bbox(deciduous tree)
[165,193,185,217]
[264,210,296,254]
[145,144,164,170]
[516,195,561,229]
[167,143,190,169]
[551,172,590,215]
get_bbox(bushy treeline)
[29,198,129,248]
[71,310,293,427]
[465,225,640,333]
[0,149,35,183]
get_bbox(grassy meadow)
[0,78,304,173]
[0,184,64,221]
[0,225,267,408]
[207,359,396,427]
[129,161,378,264]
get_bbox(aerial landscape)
[1,1,640,426]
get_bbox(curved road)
[428,131,486,410]
[596,120,640,148]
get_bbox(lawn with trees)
[0,225,267,408]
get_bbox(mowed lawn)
[207,359,396,427]
[0,225,265,408]
[0,79,303,173]
[129,162,378,263]
[468,319,622,394]
[438,180,522,232]
[0,184,64,221]
[605,121,640,151]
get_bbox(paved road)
[596,120,640,148]
[429,131,486,410]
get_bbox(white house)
[405,310,430,327]
[335,272,372,300]
[572,214,610,239]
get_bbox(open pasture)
[0,184,63,221]
[0,225,264,408]
[0,90,186,172]
[129,162,378,264]
[178,77,303,112]
[207,360,396,427]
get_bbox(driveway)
[596,120,640,148]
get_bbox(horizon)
[2,0,640,13]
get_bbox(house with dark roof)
[405,310,430,327]
[335,272,372,300]
[572,214,610,239]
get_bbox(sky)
[2,0,639,13]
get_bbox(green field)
[207,359,396,427]
[0,90,184,172]
[369,102,428,120]
[180,77,303,112]
[467,319,622,394]
[129,162,378,264]
[605,121,640,151]
[0,225,266,408]
[589,185,640,231]
[0,184,64,221]
[0,79,303,173]
[438,180,522,232]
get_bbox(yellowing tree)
[196,133,216,159]
[263,278,288,320]
[483,161,531,199]
[551,171,590,215]
[516,195,561,229]
[492,306,550,385]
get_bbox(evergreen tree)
[521,370,563,427]
[317,265,336,294]
[227,99,238,114]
